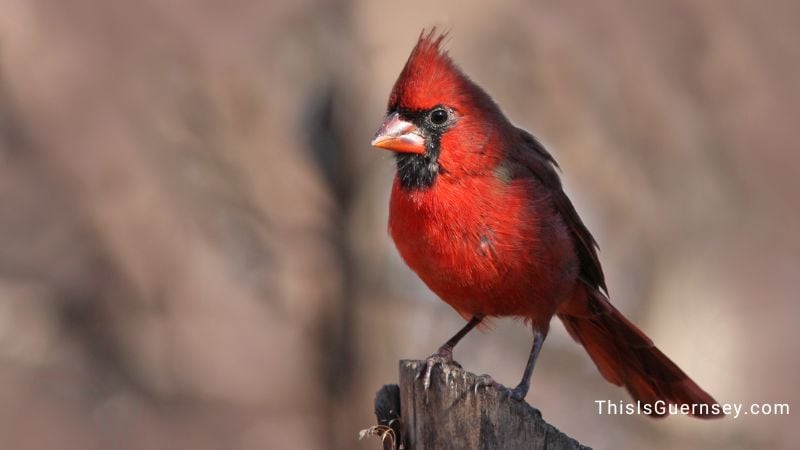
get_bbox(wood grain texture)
[395,360,590,450]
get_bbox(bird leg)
[419,315,484,390]
[475,328,547,401]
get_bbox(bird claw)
[506,386,528,402]
[473,374,527,401]
[417,348,459,391]
[474,373,505,395]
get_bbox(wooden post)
[368,360,591,450]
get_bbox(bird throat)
[395,152,440,190]
[394,131,442,190]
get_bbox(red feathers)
[388,29,498,116]
[388,29,455,111]
[373,29,723,418]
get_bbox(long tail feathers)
[557,285,723,418]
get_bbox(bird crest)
[388,28,469,112]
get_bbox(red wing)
[512,128,607,293]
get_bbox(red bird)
[371,30,722,418]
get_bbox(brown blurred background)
[0,0,797,449]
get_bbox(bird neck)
[394,152,441,191]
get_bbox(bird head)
[371,29,510,190]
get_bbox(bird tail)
[557,284,723,418]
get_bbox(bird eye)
[429,108,449,125]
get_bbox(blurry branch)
[303,82,358,398]
[305,84,356,206]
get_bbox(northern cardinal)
[371,29,722,418]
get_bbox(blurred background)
[0,0,797,449]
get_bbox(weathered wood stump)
[369,360,590,450]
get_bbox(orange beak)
[371,112,426,154]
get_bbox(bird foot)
[417,347,460,391]
[474,374,527,401]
